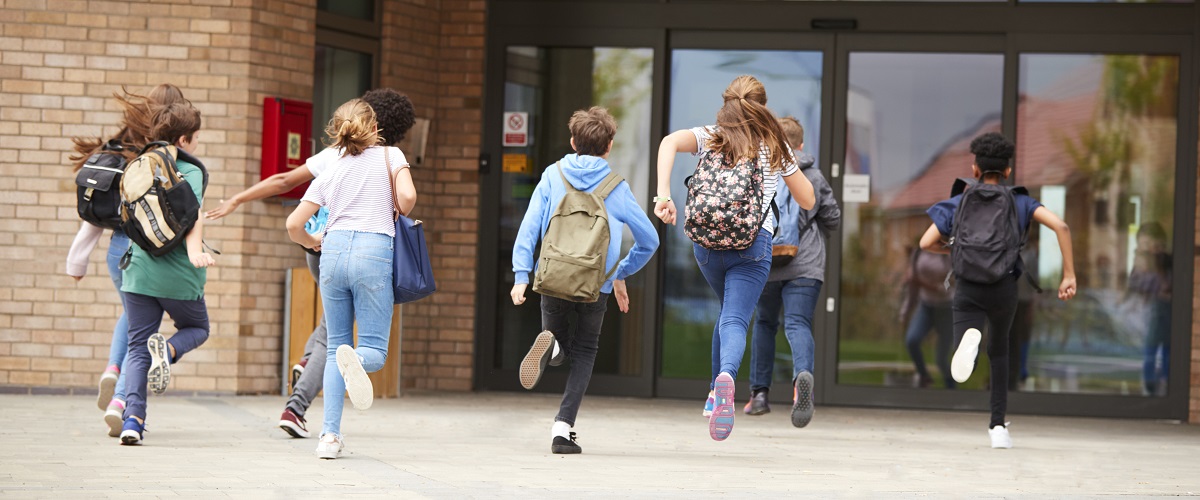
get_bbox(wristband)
[653,196,672,203]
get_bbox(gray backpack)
[531,164,623,303]
[947,178,1028,285]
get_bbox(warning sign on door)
[503,112,529,147]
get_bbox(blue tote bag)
[393,215,436,303]
[386,147,436,304]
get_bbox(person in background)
[744,116,839,429]
[66,83,187,437]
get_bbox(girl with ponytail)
[286,98,417,459]
[654,75,815,441]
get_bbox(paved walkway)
[2,392,1198,498]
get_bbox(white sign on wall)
[502,112,529,147]
[843,174,871,203]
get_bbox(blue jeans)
[1142,299,1171,394]
[105,230,131,402]
[749,278,822,391]
[319,231,394,437]
[696,229,773,385]
[123,292,210,421]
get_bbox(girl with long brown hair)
[653,75,815,441]
[286,98,417,459]
[65,84,186,437]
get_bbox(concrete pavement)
[1,391,1198,498]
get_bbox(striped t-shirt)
[302,146,407,237]
[690,126,799,235]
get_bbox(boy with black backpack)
[919,132,1076,449]
[510,106,659,454]
[116,101,214,445]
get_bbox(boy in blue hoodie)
[510,106,659,454]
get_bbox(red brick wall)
[0,0,316,394]
[380,0,484,391]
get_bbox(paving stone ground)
[1,392,1198,498]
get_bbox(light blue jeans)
[697,229,773,386]
[106,230,131,402]
[319,230,394,437]
[749,278,822,391]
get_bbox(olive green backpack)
[531,164,624,303]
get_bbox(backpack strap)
[950,177,977,197]
[593,172,624,200]
[555,162,578,194]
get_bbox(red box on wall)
[261,97,313,199]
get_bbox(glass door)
[823,34,1010,409]
[476,29,665,397]
[656,32,834,400]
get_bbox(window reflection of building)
[881,54,1179,397]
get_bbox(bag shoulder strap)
[555,162,579,194]
[593,172,624,200]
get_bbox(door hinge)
[832,163,840,178]
[826,297,836,313]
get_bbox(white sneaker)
[104,400,125,438]
[315,433,344,459]
[989,423,1012,449]
[336,345,373,410]
[97,368,118,410]
[951,328,982,383]
[147,333,172,394]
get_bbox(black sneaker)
[551,432,581,454]
[743,388,770,415]
[519,331,555,390]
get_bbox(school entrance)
[473,1,1196,420]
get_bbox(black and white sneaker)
[519,331,555,390]
[146,333,172,395]
[551,432,581,454]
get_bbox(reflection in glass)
[1017,54,1178,397]
[313,45,372,144]
[496,47,654,377]
[837,52,1003,390]
[663,50,823,382]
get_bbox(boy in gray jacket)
[744,117,840,427]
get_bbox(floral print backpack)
[684,148,768,251]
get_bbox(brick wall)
[0,0,315,395]
[380,0,484,391]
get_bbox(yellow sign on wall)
[287,132,302,161]
[502,153,531,174]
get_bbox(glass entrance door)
[656,33,833,399]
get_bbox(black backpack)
[119,142,208,258]
[75,140,132,230]
[947,178,1029,285]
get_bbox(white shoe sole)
[147,334,171,395]
[279,418,311,439]
[337,345,373,410]
[97,372,117,410]
[951,328,981,383]
[119,429,141,445]
[104,408,123,438]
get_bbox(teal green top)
[121,160,207,301]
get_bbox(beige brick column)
[0,0,315,394]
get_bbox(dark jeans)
[696,229,773,385]
[122,292,210,421]
[749,278,822,391]
[541,293,609,427]
[1143,299,1171,394]
[953,275,1018,429]
[1008,300,1034,390]
[905,301,956,389]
